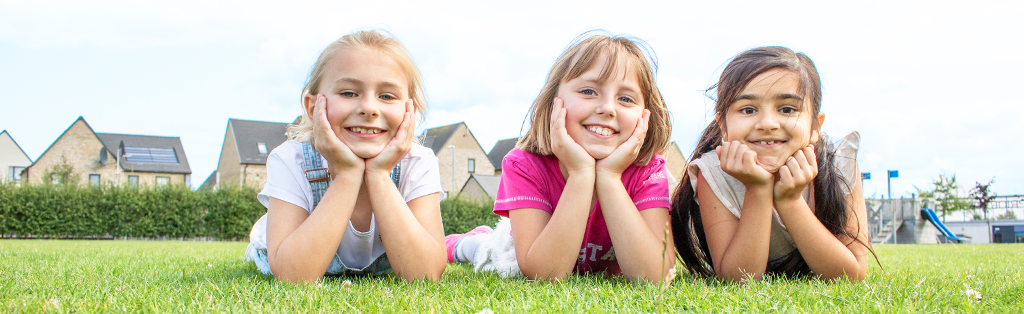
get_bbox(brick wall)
[435,125,495,195]
[24,119,187,187]
[26,119,121,185]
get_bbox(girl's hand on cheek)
[312,94,364,176]
[550,98,595,173]
[716,141,772,188]
[596,109,649,176]
[774,145,817,203]
[366,99,414,175]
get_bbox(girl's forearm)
[775,200,866,280]
[519,170,595,281]
[364,170,446,281]
[270,170,363,282]
[595,173,673,283]
[716,186,775,282]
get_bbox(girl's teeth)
[587,126,613,136]
[351,127,381,134]
[759,141,776,145]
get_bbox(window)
[89,174,100,185]
[128,175,139,187]
[8,166,25,183]
[467,158,475,173]
[156,176,170,186]
[52,174,60,185]
[123,147,179,164]
[257,143,268,155]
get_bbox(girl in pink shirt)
[446,32,675,283]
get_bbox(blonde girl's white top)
[249,140,443,269]
[686,132,861,261]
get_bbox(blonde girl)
[244,30,446,282]
[671,46,873,282]
[446,33,675,282]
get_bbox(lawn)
[1,240,1021,312]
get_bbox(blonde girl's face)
[305,48,409,159]
[721,69,824,173]
[556,53,645,160]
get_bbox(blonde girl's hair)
[287,30,427,142]
[517,32,671,165]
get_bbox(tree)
[43,156,79,186]
[969,179,996,220]
[931,173,970,222]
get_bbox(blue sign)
[888,170,899,178]
[862,172,871,180]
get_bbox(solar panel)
[124,147,179,164]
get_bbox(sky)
[1,0,1022,199]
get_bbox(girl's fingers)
[804,145,818,172]
[778,165,793,185]
[550,98,563,135]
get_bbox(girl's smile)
[306,47,409,159]
[558,53,645,160]
[721,69,823,172]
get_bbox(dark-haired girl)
[671,46,872,282]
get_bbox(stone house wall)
[435,125,495,195]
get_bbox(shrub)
[0,183,264,240]
[440,197,500,235]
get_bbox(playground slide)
[921,208,967,242]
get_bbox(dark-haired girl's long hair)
[670,46,876,278]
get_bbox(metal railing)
[868,197,928,243]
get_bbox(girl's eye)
[340,91,358,98]
[618,96,635,103]
[379,94,397,101]
[739,107,756,115]
[580,88,596,96]
[779,106,797,114]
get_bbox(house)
[458,174,501,203]
[419,122,494,196]
[662,142,687,193]
[201,118,289,190]
[1,130,33,185]
[487,137,519,176]
[22,117,192,187]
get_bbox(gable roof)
[228,119,289,165]
[96,133,192,174]
[0,130,32,162]
[419,122,463,155]
[27,116,97,169]
[464,174,501,198]
[198,170,217,191]
[487,137,519,171]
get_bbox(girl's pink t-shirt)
[493,148,671,275]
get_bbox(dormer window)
[257,143,268,155]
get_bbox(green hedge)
[440,197,501,235]
[0,183,501,240]
[0,183,264,240]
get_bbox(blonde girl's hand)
[716,141,773,187]
[774,145,818,203]
[550,97,596,173]
[365,99,414,175]
[596,109,650,176]
[311,94,364,176]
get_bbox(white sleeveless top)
[687,132,861,261]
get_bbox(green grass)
[1,240,1022,312]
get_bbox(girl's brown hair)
[288,30,427,142]
[670,46,876,278]
[518,32,670,165]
